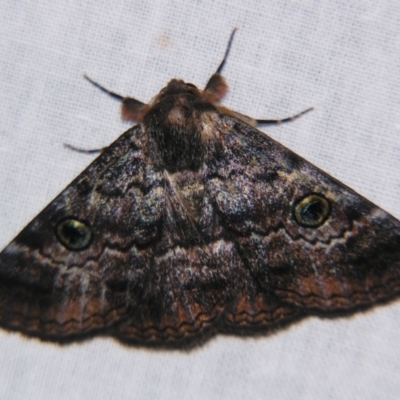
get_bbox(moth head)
[158,79,201,98]
[131,79,214,126]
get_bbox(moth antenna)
[215,27,238,75]
[63,143,106,154]
[204,28,237,102]
[84,74,124,101]
[84,74,145,122]
[256,107,314,125]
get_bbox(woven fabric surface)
[1,1,400,399]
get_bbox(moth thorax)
[145,98,220,173]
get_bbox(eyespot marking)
[55,218,92,250]
[293,193,331,228]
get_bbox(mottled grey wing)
[0,125,228,344]
[206,117,400,326]
[0,126,149,339]
[2,115,399,347]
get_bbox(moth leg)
[256,107,314,125]
[84,74,145,121]
[204,28,237,102]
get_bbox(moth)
[1,30,399,348]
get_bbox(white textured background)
[1,1,400,399]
